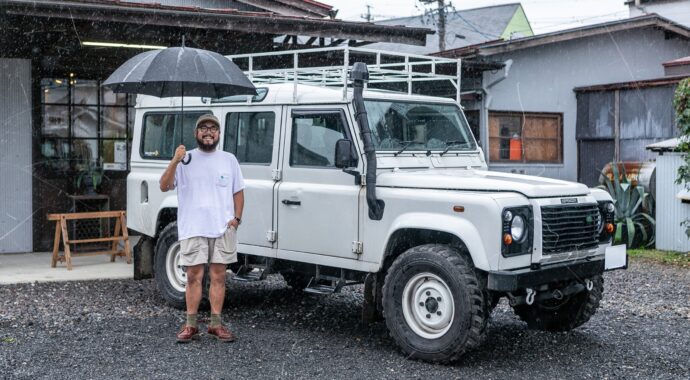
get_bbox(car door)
[223,107,281,251]
[276,106,361,260]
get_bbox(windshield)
[364,100,477,152]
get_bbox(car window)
[141,111,208,159]
[289,111,348,168]
[224,112,276,164]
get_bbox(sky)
[324,0,631,34]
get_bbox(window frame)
[488,111,563,164]
[288,108,355,169]
[223,110,277,166]
[39,78,134,171]
[138,110,211,161]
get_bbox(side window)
[141,111,208,159]
[223,112,275,164]
[290,111,348,168]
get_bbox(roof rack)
[226,46,462,103]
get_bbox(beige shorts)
[179,227,238,267]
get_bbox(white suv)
[127,48,626,362]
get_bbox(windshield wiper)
[439,140,469,156]
[394,140,416,156]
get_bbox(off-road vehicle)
[128,47,627,362]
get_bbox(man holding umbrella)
[159,114,244,343]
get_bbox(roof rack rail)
[226,46,462,103]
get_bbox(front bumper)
[487,259,606,292]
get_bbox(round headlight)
[503,210,513,222]
[606,202,615,214]
[510,215,525,241]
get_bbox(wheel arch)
[380,213,491,273]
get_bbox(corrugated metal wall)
[655,152,690,252]
[0,59,33,253]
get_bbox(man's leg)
[185,264,205,316]
[177,263,204,342]
[207,263,235,342]
[208,263,227,315]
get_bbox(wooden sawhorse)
[47,211,132,270]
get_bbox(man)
[159,114,244,343]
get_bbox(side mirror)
[335,139,358,168]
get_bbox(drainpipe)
[480,59,513,155]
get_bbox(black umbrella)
[102,44,256,164]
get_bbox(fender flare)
[384,212,492,271]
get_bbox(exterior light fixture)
[82,41,167,50]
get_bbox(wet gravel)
[0,259,688,380]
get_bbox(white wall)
[630,1,690,28]
[482,27,690,181]
[655,152,690,252]
[0,59,33,253]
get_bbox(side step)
[232,259,273,282]
[302,266,361,295]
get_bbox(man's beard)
[197,136,219,152]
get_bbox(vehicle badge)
[560,198,578,204]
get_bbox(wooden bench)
[47,211,132,270]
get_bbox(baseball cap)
[196,114,220,129]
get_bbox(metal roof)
[646,138,681,152]
[435,14,690,58]
[364,3,522,55]
[663,56,690,67]
[0,0,432,46]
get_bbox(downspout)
[481,59,513,153]
[351,62,385,220]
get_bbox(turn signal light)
[605,223,615,233]
[503,233,513,245]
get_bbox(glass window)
[72,106,98,138]
[102,107,127,138]
[224,112,275,164]
[290,111,348,167]
[364,100,476,152]
[42,104,69,137]
[42,78,69,104]
[39,77,134,172]
[489,112,563,163]
[141,111,208,159]
[72,80,99,105]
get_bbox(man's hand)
[173,145,186,164]
[228,218,240,229]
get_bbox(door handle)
[281,199,301,206]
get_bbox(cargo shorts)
[179,227,238,267]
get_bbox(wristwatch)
[234,217,242,225]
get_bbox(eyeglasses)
[197,125,219,133]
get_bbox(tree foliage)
[674,77,690,237]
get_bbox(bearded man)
[159,114,244,343]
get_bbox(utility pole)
[361,4,373,22]
[419,0,449,51]
[437,0,446,51]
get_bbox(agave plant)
[599,163,655,248]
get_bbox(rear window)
[140,111,209,159]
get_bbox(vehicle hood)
[376,169,590,198]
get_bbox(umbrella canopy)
[102,46,256,98]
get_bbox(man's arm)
[159,145,186,192]
[229,190,244,228]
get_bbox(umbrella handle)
[181,153,192,165]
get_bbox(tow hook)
[525,288,536,305]
[552,289,564,300]
[585,279,593,291]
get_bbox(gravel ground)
[1,259,688,380]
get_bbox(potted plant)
[599,163,655,248]
[76,159,104,195]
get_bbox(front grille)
[541,204,600,254]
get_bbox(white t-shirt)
[174,148,245,240]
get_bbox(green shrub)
[600,163,655,247]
